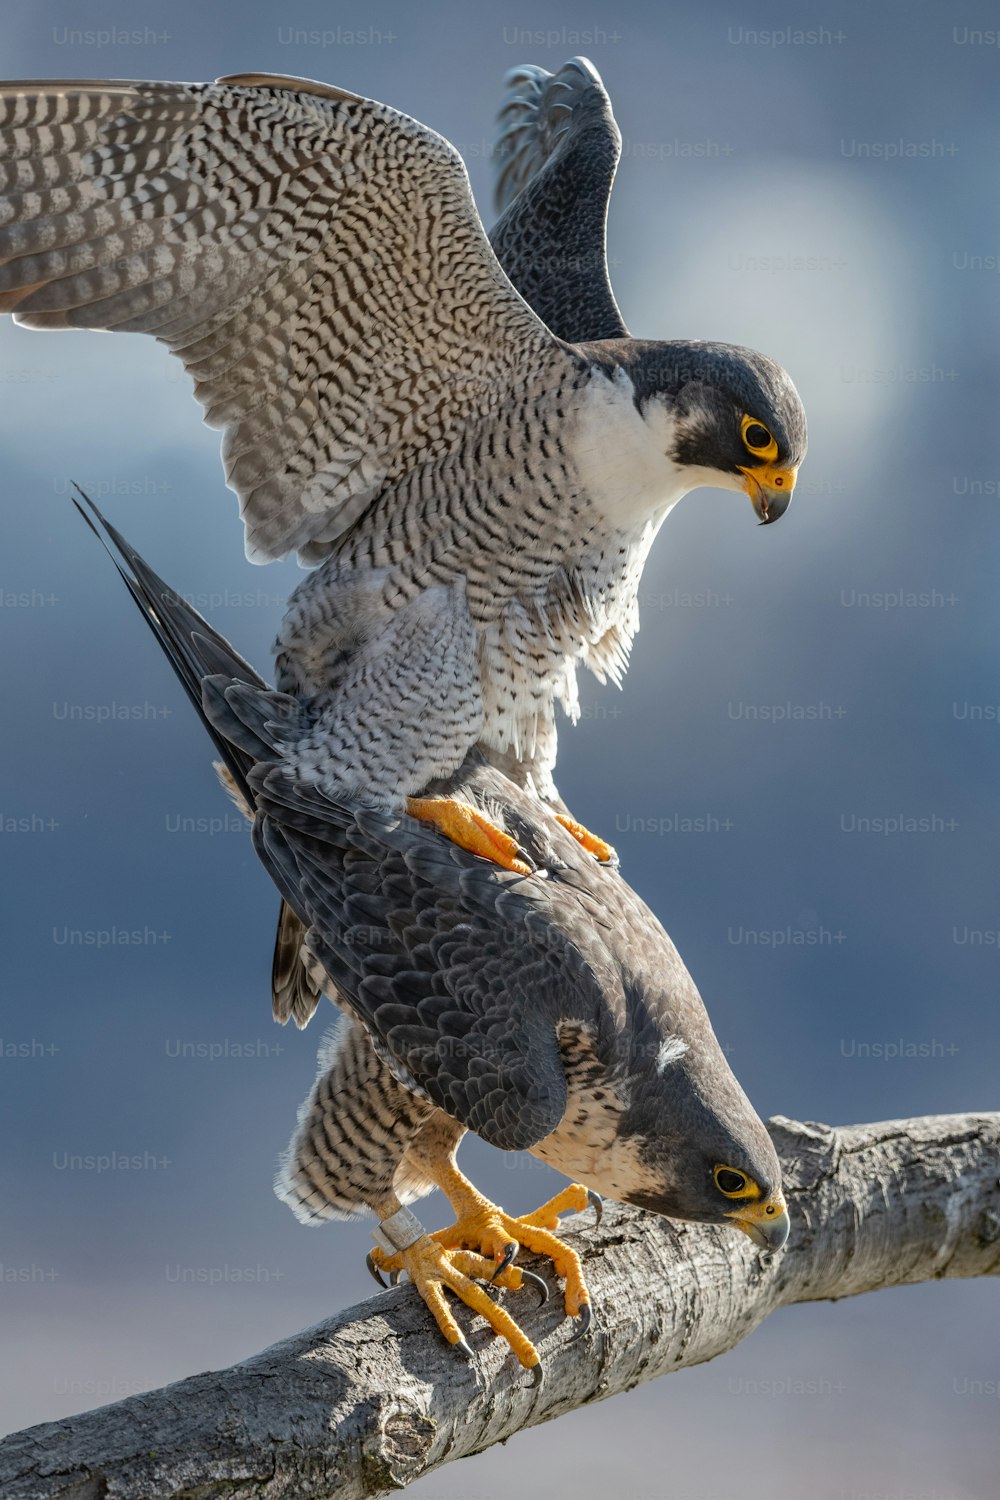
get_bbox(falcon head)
[664,343,806,525]
[599,338,807,525]
[624,1149,790,1251]
[607,1035,791,1251]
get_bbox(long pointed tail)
[72,486,266,813]
[73,488,322,1028]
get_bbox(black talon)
[454,1335,475,1360]
[366,1252,388,1289]
[491,1241,517,1281]
[566,1301,593,1344]
[527,1360,544,1387]
[518,1267,549,1306]
[587,1189,604,1226]
[389,1270,401,1287]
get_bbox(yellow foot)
[369,1234,542,1368]
[432,1182,596,1328]
[554,813,618,865]
[407,796,532,876]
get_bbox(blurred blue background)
[1,1,998,1495]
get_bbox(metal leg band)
[371,1205,426,1256]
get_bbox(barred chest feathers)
[474,364,687,750]
[274,362,685,761]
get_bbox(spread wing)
[489,57,629,343]
[0,73,564,562]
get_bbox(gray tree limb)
[3,1112,998,1500]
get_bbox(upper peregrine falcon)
[0,60,806,864]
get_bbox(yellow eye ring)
[740,414,778,463]
[714,1165,761,1199]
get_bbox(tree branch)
[3,1112,998,1500]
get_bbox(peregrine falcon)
[0,60,806,871]
[76,494,790,1371]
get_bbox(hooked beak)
[729,1197,790,1252]
[739,464,797,525]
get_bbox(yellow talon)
[429,1172,593,1324]
[406,796,532,875]
[369,1235,541,1367]
[554,813,617,864]
[516,1182,593,1231]
[374,1141,596,1360]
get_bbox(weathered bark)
[3,1112,998,1500]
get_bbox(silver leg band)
[371,1205,426,1256]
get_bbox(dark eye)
[744,423,771,451]
[715,1167,748,1196]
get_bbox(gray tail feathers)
[201,677,307,762]
[73,487,323,1029]
[71,487,266,814]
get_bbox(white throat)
[571,364,741,535]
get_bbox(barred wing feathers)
[0,73,563,561]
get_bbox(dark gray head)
[593,993,790,1251]
[616,1046,789,1249]
[586,337,808,524]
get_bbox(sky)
[1,0,999,1495]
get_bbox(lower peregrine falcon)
[77,495,789,1372]
[0,58,806,874]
